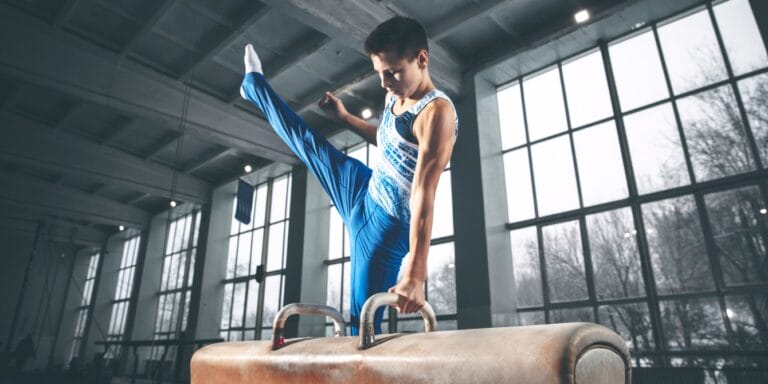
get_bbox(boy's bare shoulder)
[424,97,453,114]
[422,97,455,120]
[414,97,455,142]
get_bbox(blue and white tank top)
[368,89,458,222]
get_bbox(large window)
[220,174,291,341]
[105,234,141,358]
[68,251,101,365]
[151,210,201,359]
[324,142,458,334]
[498,0,768,370]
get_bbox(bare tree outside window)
[542,221,587,302]
[739,74,768,164]
[586,208,644,300]
[704,187,768,286]
[599,303,655,351]
[643,196,715,294]
[661,297,729,350]
[677,69,756,182]
[510,227,542,307]
[725,295,768,349]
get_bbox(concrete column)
[283,167,308,338]
[474,73,518,327]
[750,0,768,50]
[451,74,492,329]
[452,71,517,329]
[129,212,168,370]
[194,187,235,340]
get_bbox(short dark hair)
[364,16,428,60]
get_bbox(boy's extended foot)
[241,43,263,99]
[244,44,263,74]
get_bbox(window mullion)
[706,2,765,171]
[651,24,697,187]
[174,211,197,337]
[536,226,550,323]
[254,179,273,337]
[518,79,540,219]
[558,62,585,210]
[693,191,737,347]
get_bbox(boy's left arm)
[389,99,456,313]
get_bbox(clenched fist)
[318,91,350,123]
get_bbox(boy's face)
[370,50,428,100]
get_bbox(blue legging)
[241,73,409,334]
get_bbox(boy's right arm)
[319,91,378,145]
[342,112,378,146]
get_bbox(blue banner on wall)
[235,178,254,225]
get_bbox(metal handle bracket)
[358,292,437,350]
[271,303,346,349]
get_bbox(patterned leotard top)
[368,89,458,222]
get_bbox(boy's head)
[365,16,428,60]
[365,17,431,98]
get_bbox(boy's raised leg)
[239,44,369,220]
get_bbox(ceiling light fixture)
[244,164,253,173]
[119,225,125,231]
[574,9,590,24]
[170,200,177,208]
[361,108,373,120]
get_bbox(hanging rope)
[5,222,42,354]
[31,222,59,355]
[30,223,50,346]
[41,225,60,346]
[170,30,200,342]
[146,29,200,374]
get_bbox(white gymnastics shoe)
[241,44,263,99]
[244,44,263,75]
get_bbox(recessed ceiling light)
[361,108,373,120]
[574,9,590,24]
[760,208,767,215]
[244,164,253,173]
[170,200,177,208]
[119,225,125,231]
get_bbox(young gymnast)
[240,16,458,334]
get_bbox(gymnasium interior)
[0,0,766,382]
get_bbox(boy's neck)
[402,73,435,103]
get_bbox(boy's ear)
[417,49,429,69]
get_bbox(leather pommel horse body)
[191,293,632,383]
